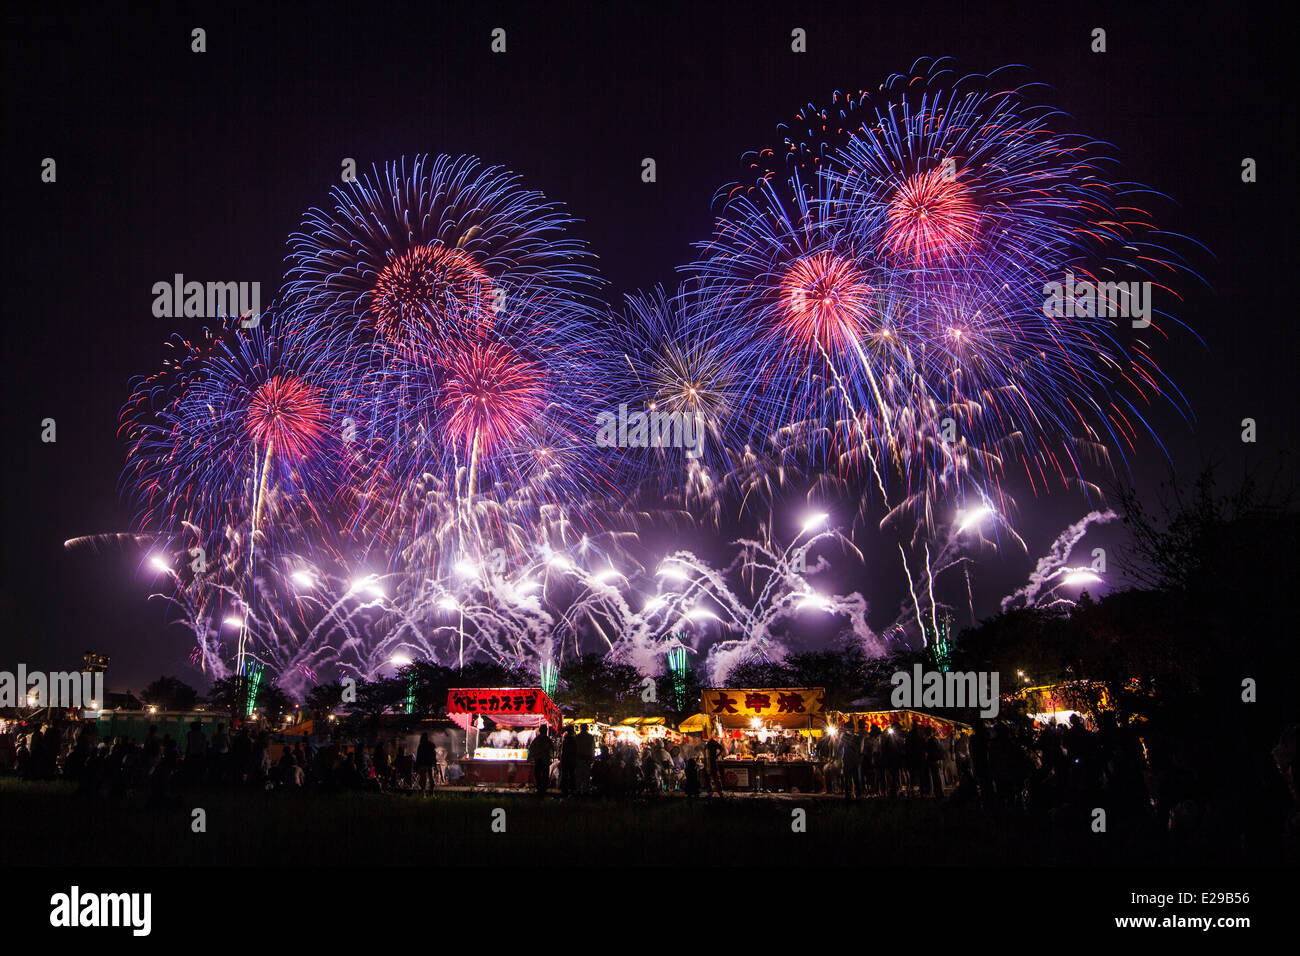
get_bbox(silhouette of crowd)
[3,710,1295,855]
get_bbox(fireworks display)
[104,61,1202,696]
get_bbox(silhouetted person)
[972,722,993,806]
[906,725,927,796]
[372,741,390,785]
[839,723,861,800]
[393,744,414,788]
[14,735,30,778]
[528,726,554,796]
[924,727,945,797]
[705,736,725,796]
[684,756,701,798]
[415,732,437,792]
[232,727,252,786]
[989,723,1027,808]
[64,731,91,785]
[185,722,208,785]
[143,725,161,775]
[149,736,179,807]
[575,724,595,794]
[560,724,577,796]
[250,731,272,788]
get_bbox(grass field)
[0,778,1189,867]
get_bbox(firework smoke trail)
[1000,509,1118,612]
[882,494,1028,641]
[103,66,1204,694]
[644,525,882,684]
[118,307,354,676]
[284,155,618,623]
[328,525,644,680]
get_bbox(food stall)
[697,688,826,793]
[829,708,970,738]
[1005,680,1111,728]
[446,687,562,787]
[562,717,612,755]
[615,716,684,745]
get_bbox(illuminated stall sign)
[702,688,824,721]
[446,687,562,731]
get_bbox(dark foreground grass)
[0,778,1167,867]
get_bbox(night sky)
[3,1,1295,693]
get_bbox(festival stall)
[829,708,970,737]
[1005,680,1111,728]
[446,687,562,787]
[561,717,611,754]
[616,716,684,744]
[696,688,826,793]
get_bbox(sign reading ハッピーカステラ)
[446,687,562,731]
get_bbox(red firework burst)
[370,244,495,347]
[245,375,328,462]
[777,252,874,351]
[884,168,979,262]
[439,339,546,458]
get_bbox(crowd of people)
[0,720,456,802]
[514,715,1144,810]
[0,709,1267,832]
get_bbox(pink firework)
[370,244,496,350]
[245,374,329,463]
[777,251,874,351]
[439,338,547,460]
[883,168,979,263]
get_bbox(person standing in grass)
[575,724,595,794]
[372,740,390,786]
[528,725,554,796]
[560,724,577,796]
[415,732,437,793]
[684,756,701,797]
[924,727,945,797]
[705,735,725,796]
[840,721,861,801]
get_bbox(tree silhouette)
[140,675,199,711]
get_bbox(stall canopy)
[446,688,562,733]
[617,716,684,741]
[698,688,826,730]
[831,709,970,738]
[1008,680,1110,725]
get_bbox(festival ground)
[0,777,1281,870]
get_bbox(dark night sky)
[3,1,1295,693]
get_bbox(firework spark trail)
[1000,509,1118,612]
[615,284,760,522]
[285,154,602,352]
[119,308,350,557]
[695,59,1201,538]
[106,58,1203,692]
[642,527,882,684]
